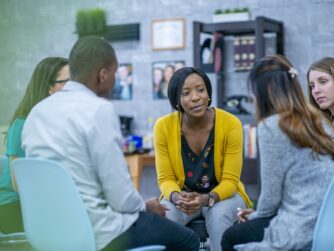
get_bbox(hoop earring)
[208,98,211,102]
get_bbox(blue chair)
[311,177,334,251]
[0,232,31,251]
[126,245,166,251]
[13,158,96,251]
[234,243,246,250]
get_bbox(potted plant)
[76,8,107,38]
[212,7,250,23]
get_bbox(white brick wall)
[1,0,334,134]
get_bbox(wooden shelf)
[193,15,284,108]
[193,16,284,78]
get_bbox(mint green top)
[0,118,25,205]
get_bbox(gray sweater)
[242,115,334,251]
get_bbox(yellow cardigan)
[154,108,251,207]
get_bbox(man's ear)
[98,68,108,83]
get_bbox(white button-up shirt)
[22,81,145,250]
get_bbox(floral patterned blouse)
[181,126,218,193]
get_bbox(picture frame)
[152,60,185,99]
[151,18,186,51]
[108,63,133,101]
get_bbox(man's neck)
[71,78,99,95]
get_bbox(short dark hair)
[167,67,212,112]
[69,36,117,82]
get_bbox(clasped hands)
[171,191,209,215]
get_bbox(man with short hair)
[22,36,199,251]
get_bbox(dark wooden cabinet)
[193,16,284,201]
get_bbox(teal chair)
[13,158,96,251]
[234,244,246,250]
[311,177,334,251]
[0,155,30,250]
[127,245,165,251]
[0,232,30,250]
[13,158,166,251]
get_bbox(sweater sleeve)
[154,118,181,200]
[249,116,288,219]
[212,117,243,200]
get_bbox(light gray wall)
[1,0,334,139]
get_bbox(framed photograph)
[108,63,133,100]
[152,60,185,99]
[151,18,186,51]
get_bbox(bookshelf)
[193,16,284,201]
[193,16,284,105]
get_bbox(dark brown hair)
[249,54,334,159]
[9,57,68,126]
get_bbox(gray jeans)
[161,193,246,251]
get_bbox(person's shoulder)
[28,95,52,116]
[8,117,26,135]
[215,108,242,126]
[11,117,26,128]
[156,112,178,123]
[258,115,286,142]
[258,114,280,131]
[93,98,117,116]
[155,112,179,130]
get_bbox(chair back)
[311,177,334,251]
[13,158,96,251]
[126,245,166,251]
[0,155,31,249]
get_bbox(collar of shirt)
[62,80,97,97]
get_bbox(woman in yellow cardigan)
[154,67,251,251]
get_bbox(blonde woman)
[308,57,334,122]
[222,55,334,251]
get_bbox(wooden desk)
[125,153,155,191]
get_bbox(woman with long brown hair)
[221,55,334,251]
[0,57,68,234]
[308,57,334,123]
